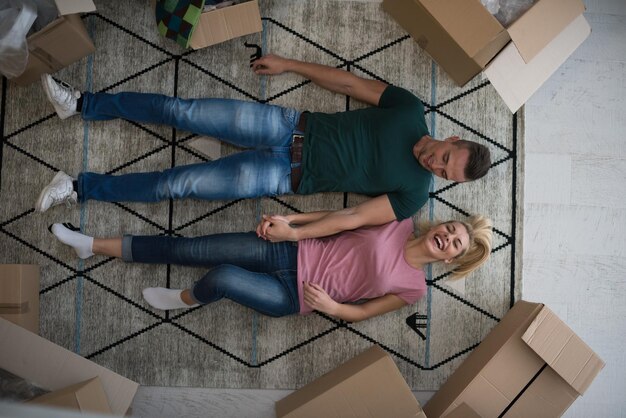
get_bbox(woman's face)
[425,221,470,263]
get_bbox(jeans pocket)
[281,107,301,129]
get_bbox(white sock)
[51,223,94,259]
[142,287,199,310]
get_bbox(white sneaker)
[35,171,77,213]
[41,74,80,120]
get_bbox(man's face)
[413,136,469,182]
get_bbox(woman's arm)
[259,195,396,242]
[304,283,407,323]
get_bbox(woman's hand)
[251,54,292,75]
[256,214,296,242]
[303,282,338,315]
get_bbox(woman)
[49,212,492,322]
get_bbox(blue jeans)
[78,92,302,202]
[122,232,300,317]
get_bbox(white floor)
[131,0,626,416]
[522,0,626,416]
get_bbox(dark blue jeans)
[78,92,301,202]
[122,232,299,317]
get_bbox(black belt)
[290,112,307,192]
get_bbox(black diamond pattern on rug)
[0,0,522,389]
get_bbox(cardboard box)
[382,0,591,112]
[423,301,605,418]
[11,0,97,86]
[28,377,112,415]
[0,317,138,416]
[0,264,40,334]
[188,0,262,49]
[275,345,426,418]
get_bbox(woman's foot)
[49,223,93,259]
[142,287,199,310]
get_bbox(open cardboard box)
[424,301,605,418]
[11,0,96,86]
[0,317,138,416]
[276,345,426,418]
[382,0,591,112]
[0,264,40,334]
[189,0,262,49]
[27,377,112,415]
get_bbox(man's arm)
[260,194,397,242]
[251,54,388,106]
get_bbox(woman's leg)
[189,266,299,317]
[77,148,293,203]
[81,93,300,149]
[124,231,297,273]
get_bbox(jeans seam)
[276,269,298,314]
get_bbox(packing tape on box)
[0,301,29,314]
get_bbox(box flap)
[521,306,605,395]
[28,377,112,414]
[0,317,138,415]
[444,402,481,418]
[189,0,262,49]
[54,0,96,16]
[420,0,505,58]
[276,345,423,417]
[484,14,591,112]
[508,0,585,63]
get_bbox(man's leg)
[81,92,300,148]
[77,147,292,203]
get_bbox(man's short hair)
[455,140,491,181]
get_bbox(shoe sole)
[35,171,66,213]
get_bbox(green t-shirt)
[298,86,432,220]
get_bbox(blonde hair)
[417,215,493,280]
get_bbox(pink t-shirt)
[297,219,426,314]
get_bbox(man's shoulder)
[379,85,424,110]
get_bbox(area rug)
[0,0,523,389]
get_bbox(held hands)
[303,282,338,315]
[251,54,291,75]
[256,214,297,242]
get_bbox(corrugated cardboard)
[11,0,96,86]
[484,14,591,112]
[444,403,480,418]
[189,0,262,49]
[423,301,604,418]
[275,345,426,418]
[383,0,590,112]
[0,317,138,416]
[28,377,112,415]
[0,264,40,334]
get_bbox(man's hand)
[251,54,291,75]
[303,282,338,315]
[256,214,296,242]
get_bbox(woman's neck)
[404,234,438,270]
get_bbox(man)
[37,54,490,241]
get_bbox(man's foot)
[142,288,199,310]
[35,171,77,213]
[49,223,94,259]
[41,74,80,120]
